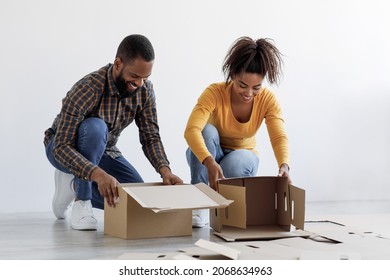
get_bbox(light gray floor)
[0,200,389,260]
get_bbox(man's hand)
[159,166,183,185]
[278,163,292,184]
[203,156,225,191]
[91,167,119,207]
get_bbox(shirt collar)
[106,64,120,97]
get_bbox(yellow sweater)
[184,82,289,167]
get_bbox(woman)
[184,36,291,227]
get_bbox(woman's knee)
[202,124,219,142]
[220,150,259,177]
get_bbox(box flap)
[217,183,247,229]
[121,184,227,213]
[289,184,305,230]
[276,177,291,229]
[195,183,234,207]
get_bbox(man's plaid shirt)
[44,64,170,180]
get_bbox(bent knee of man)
[79,118,108,137]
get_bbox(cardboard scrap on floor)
[303,220,390,259]
[116,220,390,260]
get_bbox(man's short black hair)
[116,34,155,63]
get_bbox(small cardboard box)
[211,176,306,241]
[104,182,233,240]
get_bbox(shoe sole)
[192,224,208,228]
[71,225,97,231]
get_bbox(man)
[44,34,183,231]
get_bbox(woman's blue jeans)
[45,117,143,209]
[186,124,259,185]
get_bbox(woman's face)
[231,72,263,103]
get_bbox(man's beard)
[115,73,136,97]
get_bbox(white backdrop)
[1,0,389,213]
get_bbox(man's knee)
[79,118,108,139]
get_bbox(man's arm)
[135,82,182,184]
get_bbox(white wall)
[1,0,389,213]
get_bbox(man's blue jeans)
[186,124,259,185]
[45,117,143,209]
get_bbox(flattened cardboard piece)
[302,221,390,259]
[104,182,232,240]
[117,252,179,260]
[178,245,232,260]
[272,237,363,258]
[194,239,240,260]
[211,176,305,241]
[272,237,340,249]
[299,250,361,260]
[183,239,301,260]
[213,226,311,242]
[226,240,301,260]
[275,236,365,260]
[311,227,390,249]
[104,186,192,240]
[304,221,390,245]
[172,254,201,260]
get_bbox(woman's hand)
[278,163,292,184]
[203,156,225,191]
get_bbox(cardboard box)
[104,182,233,240]
[211,176,306,241]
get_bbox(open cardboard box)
[104,182,233,240]
[211,176,307,241]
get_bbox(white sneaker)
[52,169,76,219]
[71,200,97,230]
[192,209,209,228]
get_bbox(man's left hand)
[160,166,183,185]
